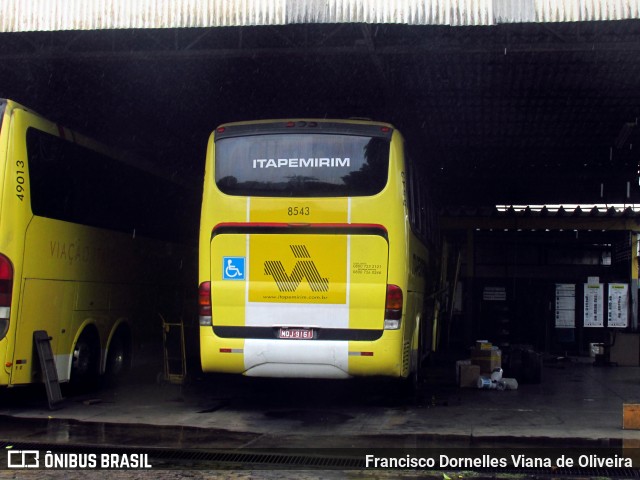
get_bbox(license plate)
[278,328,314,340]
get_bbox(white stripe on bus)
[245,302,348,328]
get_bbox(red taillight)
[216,126,226,133]
[385,284,403,320]
[0,254,13,307]
[198,281,211,317]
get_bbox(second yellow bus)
[198,119,439,383]
[0,99,196,390]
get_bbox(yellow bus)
[0,99,195,389]
[199,119,440,383]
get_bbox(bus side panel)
[350,136,414,378]
[0,103,13,385]
[0,107,39,386]
[18,216,169,381]
[11,279,74,384]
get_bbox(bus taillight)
[0,254,13,340]
[384,284,403,330]
[198,281,212,326]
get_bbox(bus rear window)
[215,134,389,197]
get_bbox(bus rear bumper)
[245,363,350,379]
[243,339,351,378]
[200,327,405,378]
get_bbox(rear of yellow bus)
[199,119,413,379]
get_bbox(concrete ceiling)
[1,20,640,208]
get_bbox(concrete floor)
[2,357,640,478]
[1,356,640,450]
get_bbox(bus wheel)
[71,330,100,388]
[106,330,131,384]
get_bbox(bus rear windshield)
[215,133,390,197]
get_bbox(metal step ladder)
[33,330,64,409]
[159,314,187,385]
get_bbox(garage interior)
[2,2,640,369]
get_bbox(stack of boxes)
[457,340,502,388]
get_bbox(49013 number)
[15,160,25,201]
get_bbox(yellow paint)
[199,327,246,373]
[249,234,347,304]
[211,234,247,327]
[251,197,348,223]
[348,234,388,329]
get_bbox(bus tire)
[70,329,100,389]
[105,328,131,384]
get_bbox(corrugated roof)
[1,0,639,32]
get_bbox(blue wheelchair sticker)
[223,257,246,280]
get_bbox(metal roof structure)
[2,0,639,32]
[1,1,640,211]
[441,204,640,230]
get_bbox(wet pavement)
[1,357,640,447]
[1,356,640,477]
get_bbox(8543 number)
[287,206,310,216]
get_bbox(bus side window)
[27,128,75,220]
[27,127,188,243]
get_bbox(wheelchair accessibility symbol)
[223,257,245,280]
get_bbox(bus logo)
[264,245,329,292]
[7,450,40,468]
[223,257,245,280]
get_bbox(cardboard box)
[458,364,481,388]
[475,340,493,350]
[610,333,640,366]
[471,348,501,373]
[623,404,640,429]
[623,438,640,466]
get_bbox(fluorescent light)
[496,204,640,213]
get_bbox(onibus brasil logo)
[264,245,329,292]
[6,448,152,469]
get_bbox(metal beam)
[441,215,640,232]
